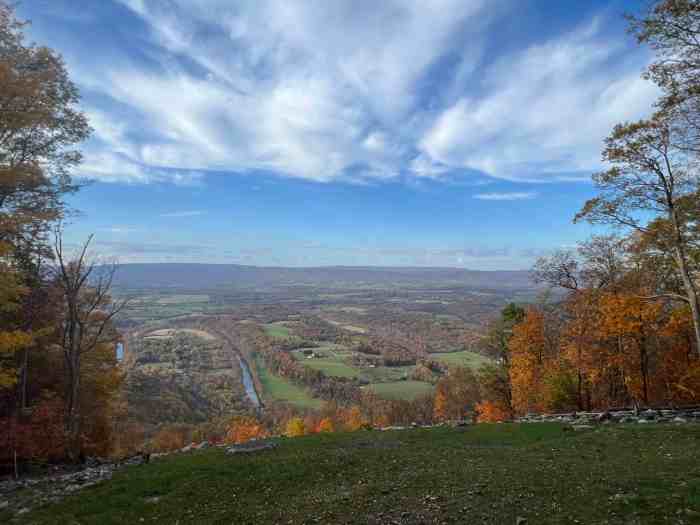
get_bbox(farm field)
[263,322,293,339]
[430,350,492,369]
[291,346,361,379]
[21,424,700,524]
[254,356,322,410]
[364,380,434,400]
[291,345,429,400]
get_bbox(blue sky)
[21,0,655,269]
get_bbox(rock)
[596,411,611,422]
[516,517,527,525]
[673,417,687,424]
[225,441,278,455]
[180,445,193,453]
[637,419,650,424]
[0,500,8,510]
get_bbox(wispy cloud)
[35,1,657,185]
[159,210,206,218]
[98,226,140,234]
[473,191,538,201]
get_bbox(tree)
[285,417,306,437]
[316,417,335,433]
[433,367,480,422]
[476,303,525,417]
[628,0,700,152]
[225,415,267,444]
[575,114,700,355]
[0,3,89,258]
[53,232,127,461]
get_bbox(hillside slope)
[21,424,700,524]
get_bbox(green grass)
[255,356,322,409]
[291,346,361,379]
[21,424,700,524]
[359,364,415,383]
[263,323,293,339]
[431,350,492,369]
[364,380,435,400]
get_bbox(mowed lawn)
[255,356,322,409]
[364,380,434,400]
[20,424,700,524]
[430,350,492,369]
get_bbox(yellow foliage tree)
[0,329,31,388]
[285,417,306,437]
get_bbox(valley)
[115,264,539,431]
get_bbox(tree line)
[476,1,700,418]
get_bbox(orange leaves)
[597,292,662,339]
[433,367,480,421]
[225,415,268,444]
[509,308,548,414]
[342,406,366,431]
[316,417,335,433]
[475,401,510,423]
[433,385,448,422]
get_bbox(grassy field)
[364,380,434,400]
[255,356,322,409]
[291,346,361,379]
[431,350,492,369]
[20,424,700,524]
[291,347,431,400]
[263,323,293,339]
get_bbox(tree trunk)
[669,204,700,357]
[64,342,82,463]
[673,248,700,357]
[18,347,28,411]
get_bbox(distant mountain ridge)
[111,263,535,291]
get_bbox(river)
[237,355,261,409]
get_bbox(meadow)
[254,355,322,410]
[19,424,700,524]
[262,322,293,339]
[430,350,492,369]
[363,380,435,400]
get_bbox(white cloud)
[74,0,493,183]
[419,19,659,181]
[65,2,657,185]
[473,191,537,201]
